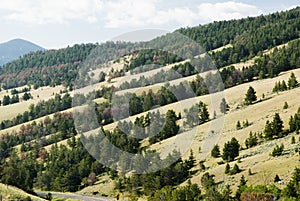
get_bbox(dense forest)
[179,7,300,68]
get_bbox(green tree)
[225,163,230,174]
[272,113,283,136]
[283,101,288,109]
[271,144,284,157]
[236,120,242,130]
[244,86,257,105]
[211,144,221,158]
[288,72,298,89]
[230,164,241,175]
[201,172,215,190]
[222,137,240,162]
[245,131,258,148]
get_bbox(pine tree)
[272,113,283,135]
[245,86,257,105]
[225,163,230,174]
[288,72,298,89]
[211,144,221,158]
[236,120,242,130]
[231,164,241,175]
[222,137,240,162]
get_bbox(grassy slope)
[0,183,46,201]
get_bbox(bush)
[271,144,284,157]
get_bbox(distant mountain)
[0,39,44,66]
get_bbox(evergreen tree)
[211,144,221,158]
[222,137,240,162]
[225,163,231,174]
[288,72,298,89]
[236,120,242,130]
[244,86,257,105]
[245,131,258,148]
[272,113,283,135]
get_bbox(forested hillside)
[0,6,300,201]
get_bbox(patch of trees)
[219,39,300,89]
[178,7,300,56]
[124,49,182,71]
[273,72,298,93]
[10,87,30,95]
[222,137,241,162]
[264,113,284,140]
[225,163,241,175]
[115,150,196,197]
[120,62,199,90]
[1,94,19,106]
[245,131,258,149]
[271,144,284,157]
[183,101,209,128]
[236,119,250,130]
[0,93,72,130]
[0,112,76,161]
[289,107,300,133]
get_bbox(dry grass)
[0,183,46,201]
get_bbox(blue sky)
[0,0,298,49]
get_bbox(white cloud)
[0,0,262,27]
[0,0,103,24]
[103,1,262,28]
[196,2,263,22]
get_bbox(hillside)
[0,7,300,201]
[0,39,44,66]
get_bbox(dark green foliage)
[149,183,202,201]
[201,172,215,190]
[236,175,247,199]
[236,120,242,130]
[225,163,230,174]
[288,72,298,89]
[0,93,72,130]
[184,101,209,128]
[230,164,241,175]
[245,131,258,149]
[264,113,283,139]
[125,49,182,71]
[271,144,284,157]
[222,137,240,162]
[244,86,257,105]
[189,75,209,96]
[1,151,40,192]
[211,144,221,158]
[274,174,281,183]
[150,110,180,143]
[117,150,194,196]
[273,80,287,92]
[179,7,300,65]
[282,168,300,198]
[291,136,296,144]
[0,43,97,89]
[283,101,289,109]
[289,107,300,133]
[23,92,32,101]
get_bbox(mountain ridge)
[0,38,44,66]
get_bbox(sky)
[0,0,299,49]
